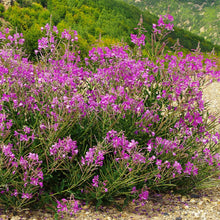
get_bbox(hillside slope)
[123,0,220,45]
[1,0,220,59]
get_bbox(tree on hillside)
[16,0,32,7]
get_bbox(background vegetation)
[0,0,219,60]
[123,0,220,46]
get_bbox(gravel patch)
[1,186,220,219]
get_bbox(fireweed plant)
[0,14,220,217]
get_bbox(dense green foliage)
[1,0,220,60]
[17,0,47,7]
[3,0,156,58]
[123,0,220,46]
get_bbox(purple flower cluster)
[131,186,149,206]
[0,30,25,47]
[81,146,105,167]
[105,130,146,164]
[50,137,78,161]
[1,144,43,199]
[131,33,145,47]
[36,24,79,60]
[91,175,108,192]
[0,15,220,212]
[153,14,174,34]
[57,195,79,217]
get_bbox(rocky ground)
[1,185,220,220]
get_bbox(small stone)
[190,194,200,198]
[44,213,52,217]
[175,206,180,210]
[183,205,189,209]
[215,205,220,212]
[11,216,20,220]
[189,199,196,203]
[211,201,218,206]
[83,205,89,209]
[152,217,161,220]
[202,197,210,202]
[194,212,200,218]
[121,213,129,217]
[163,212,169,216]
[181,196,187,202]
[0,215,8,220]
[198,201,203,205]
[176,217,182,220]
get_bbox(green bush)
[0,18,220,219]
[0,3,5,17]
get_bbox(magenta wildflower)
[38,37,49,50]
[139,190,149,201]
[166,14,174,21]
[2,144,15,158]
[11,189,18,197]
[30,177,39,186]
[131,186,138,194]
[19,157,28,169]
[173,161,182,174]
[131,34,145,47]
[21,193,33,199]
[57,196,79,215]
[183,161,194,175]
[50,137,78,160]
[132,152,146,164]
[95,151,105,166]
[92,175,99,188]
[28,153,39,161]
[157,16,165,26]
[23,126,31,133]
[127,139,138,153]
[81,148,95,165]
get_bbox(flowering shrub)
[0,14,220,217]
[56,195,79,219]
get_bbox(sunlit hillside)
[1,0,219,60]
[123,0,220,45]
